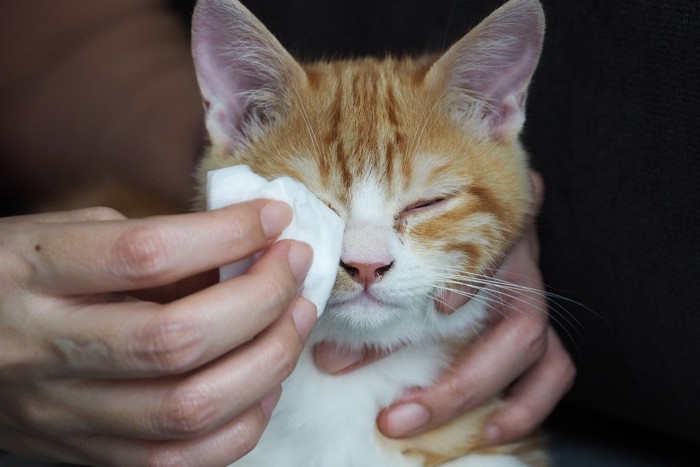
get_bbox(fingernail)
[483,424,501,446]
[314,343,364,374]
[384,403,430,437]
[288,241,313,284]
[260,201,292,239]
[260,385,282,419]
[292,298,317,342]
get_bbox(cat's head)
[193,0,544,349]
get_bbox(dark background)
[176,0,700,448]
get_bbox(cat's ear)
[426,0,544,142]
[192,0,305,150]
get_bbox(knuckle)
[262,272,291,301]
[0,223,19,251]
[227,214,251,244]
[440,376,475,412]
[548,330,577,387]
[11,396,50,428]
[230,414,266,458]
[0,224,33,281]
[267,338,301,379]
[507,404,539,437]
[112,224,174,283]
[225,202,267,246]
[10,394,67,437]
[159,384,218,438]
[235,430,259,459]
[558,352,577,386]
[257,273,295,310]
[521,320,548,359]
[134,316,205,372]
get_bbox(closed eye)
[404,197,447,214]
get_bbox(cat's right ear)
[192,0,304,150]
[426,0,544,142]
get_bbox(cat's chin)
[312,295,437,348]
[312,288,491,349]
[323,299,406,331]
[329,292,398,309]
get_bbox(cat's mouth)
[328,290,396,309]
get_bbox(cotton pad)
[206,165,344,315]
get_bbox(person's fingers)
[1,206,212,304]
[377,302,548,438]
[35,298,316,442]
[529,170,545,216]
[482,328,575,446]
[313,342,394,375]
[64,403,274,467]
[128,267,220,303]
[21,200,292,295]
[434,281,481,314]
[43,240,312,378]
[378,228,548,438]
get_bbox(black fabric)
[525,1,700,446]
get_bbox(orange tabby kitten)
[193,0,546,465]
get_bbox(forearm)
[0,0,203,207]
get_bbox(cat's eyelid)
[400,184,466,215]
[402,194,453,215]
[407,197,447,211]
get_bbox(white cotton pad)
[206,165,344,315]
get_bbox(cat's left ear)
[427,0,545,142]
[192,0,305,151]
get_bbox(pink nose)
[340,260,394,289]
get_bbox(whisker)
[433,280,581,345]
[405,85,447,164]
[426,268,586,340]
[473,265,600,319]
[290,90,325,161]
[431,284,507,319]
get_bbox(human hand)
[0,202,316,466]
[315,172,575,446]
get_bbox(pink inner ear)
[475,36,541,107]
[433,0,545,140]
[191,0,300,148]
[192,2,245,139]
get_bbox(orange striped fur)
[197,55,532,279]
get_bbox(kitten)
[193,0,546,465]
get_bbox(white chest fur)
[233,341,451,467]
[232,291,494,467]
